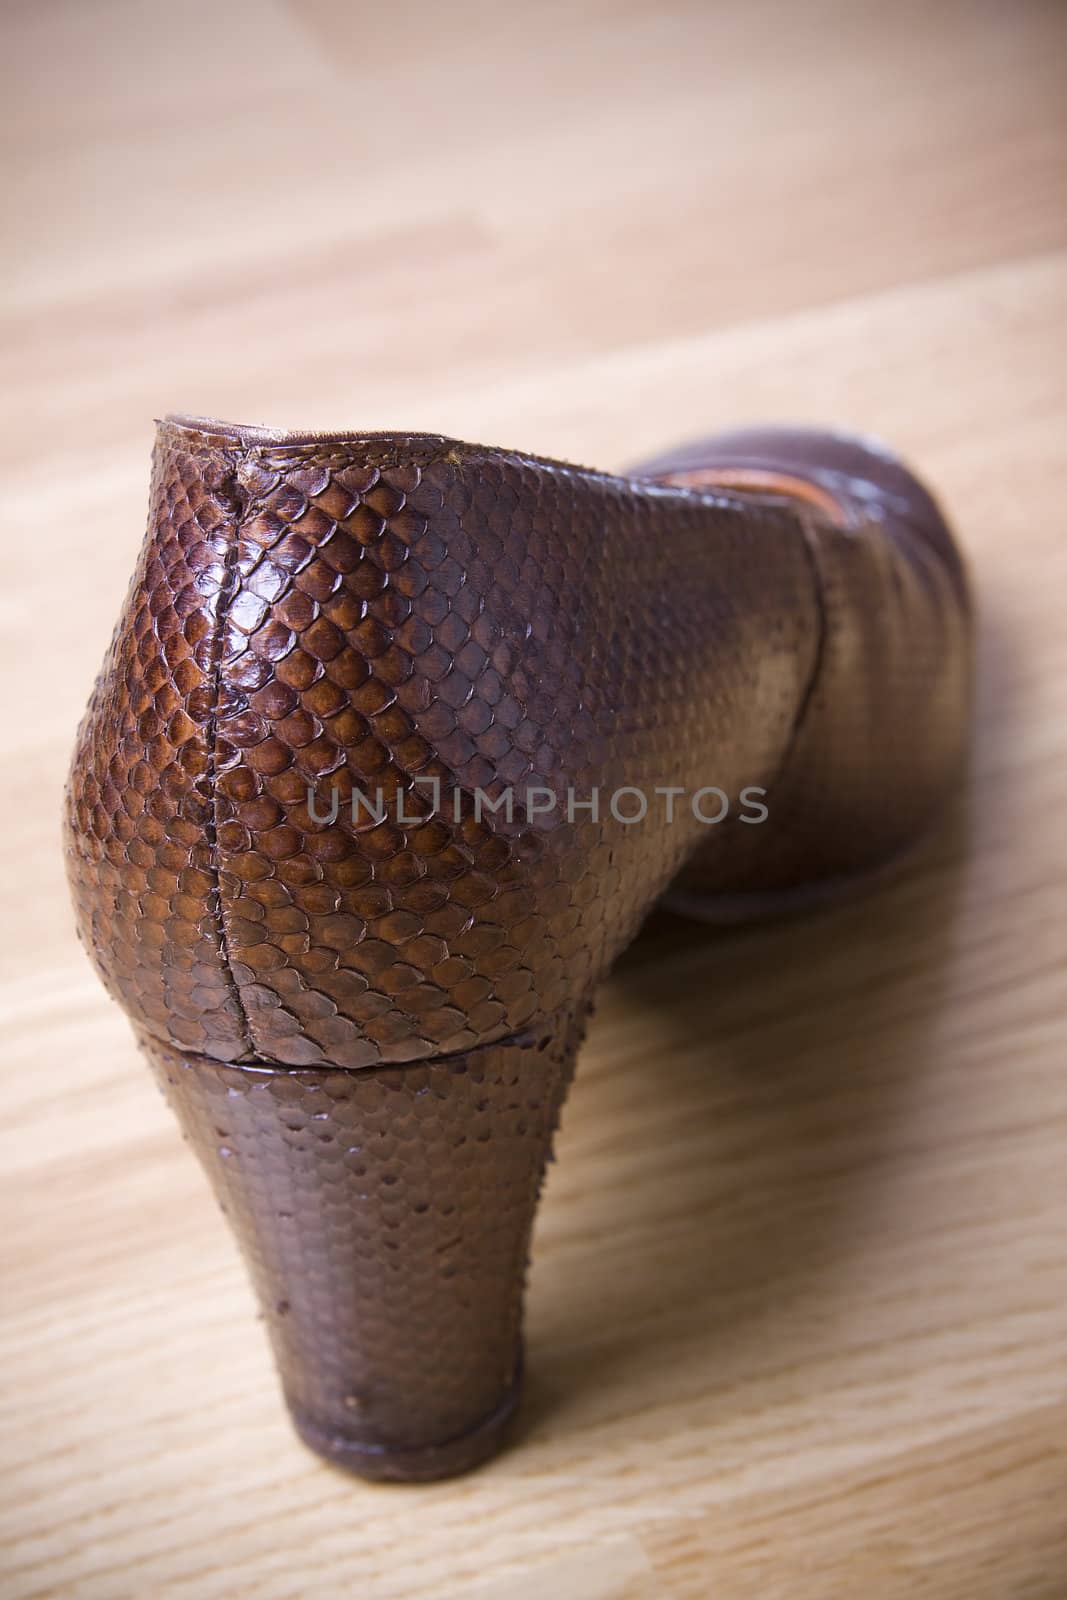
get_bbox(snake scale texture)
[64,416,972,1478]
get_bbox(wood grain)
[2,2,1066,1596]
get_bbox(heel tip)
[290,1372,522,1483]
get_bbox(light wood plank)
[2,2,1065,1596]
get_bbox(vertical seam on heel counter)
[199,443,255,1056]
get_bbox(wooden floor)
[3,2,1066,1596]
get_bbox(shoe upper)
[63,417,972,1067]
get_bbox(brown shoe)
[63,415,972,1480]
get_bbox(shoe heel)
[139,1004,586,1482]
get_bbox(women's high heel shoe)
[64,416,972,1480]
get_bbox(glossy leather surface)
[65,417,972,1071]
[62,416,973,1476]
[141,1002,585,1478]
